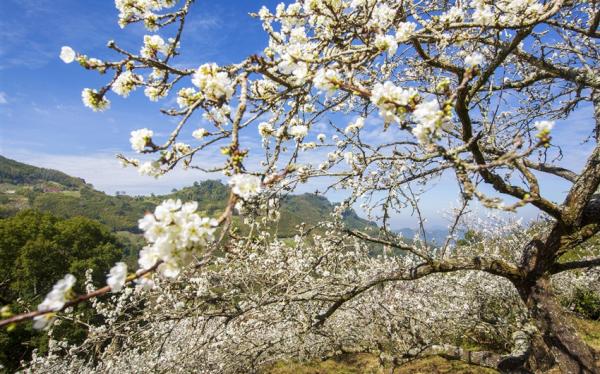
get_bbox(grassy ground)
[570,316,600,351]
[265,353,383,374]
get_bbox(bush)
[569,287,600,320]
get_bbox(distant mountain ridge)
[396,227,466,245]
[0,156,374,236]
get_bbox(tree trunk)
[518,277,599,373]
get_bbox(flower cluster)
[412,100,447,144]
[191,63,235,102]
[81,88,110,112]
[395,21,417,42]
[177,87,200,109]
[33,274,76,330]
[345,117,365,135]
[534,120,554,134]
[115,0,176,29]
[203,105,231,125]
[192,128,208,140]
[534,120,554,143]
[112,71,144,97]
[144,85,168,102]
[138,199,219,278]
[440,7,465,23]
[464,52,484,67]
[258,122,274,138]
[59,46,76,64]
[471,0,545,26]
[288,124,309,139]
[370,82,419,123]
[374,34,397,55]
[107,262,128,292]
[313,68,342,95]
[130,128,154,152]
[141,34,169,58]
[138,161,162,178]
[229,174,263,200]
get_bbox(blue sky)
[0,0,279,189]
[0,0,596,229]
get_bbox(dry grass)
[265,353,383,374]
[395,356,498,374]
[264,353,497,374]
[570,316,600,351]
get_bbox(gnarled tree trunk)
[516,277,599,373]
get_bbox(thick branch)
[455,76,563,219]
[522,159,577,183]
[551,257,600,274]
[314,257,521,326]
[563,145,600,226]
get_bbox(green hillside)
[0,156,375,236]
[0,155,85,188]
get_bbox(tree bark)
[518,277,599,373]
[593,89,600,142]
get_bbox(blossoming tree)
[3,0,600,372]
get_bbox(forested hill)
[0,155,86,188]
[0,156,374,236]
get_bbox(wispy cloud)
[0,92,7,104]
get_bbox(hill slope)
[0,156,374,236]
[0,155,86,188]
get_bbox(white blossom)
[258,122,274,137]
[288,125,308,139]
[137,199,217,278]
[141,34,168,58]
[203,105,230,125]
[59,46,76,64]
[412,100,443,143]
[534,120,554,133]
[81,88,110,111]
[144,85,168,101]
[345,117,365,134]
[370,82,418,123]
[130,128,154,152]
[395,22,417,42]
[440,6,465,23]
[472,1,495,25]
[229,174,262,200]
[464,52,484,67]
[313,68,341,95]
[33,274,76,329]
[343,151,355,164]
[138,161,162,178]
[192,128,208,140]
[374,34,397,55]
[192,63,234,101]
[177,87,199,108]
[112,71,143,97]
[107,262,128,292]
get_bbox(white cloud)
[0,92,7,104]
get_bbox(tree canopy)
[0,211,123,370]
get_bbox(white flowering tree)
[3,0,600,372]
